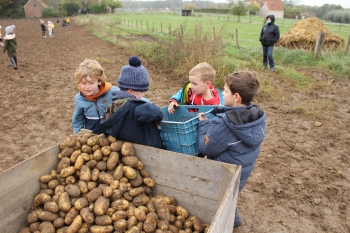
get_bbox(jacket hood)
[266,14,275,24]
[219,104,266,147]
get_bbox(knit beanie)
[5,25,15,34]
[118,56,149,92]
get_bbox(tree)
[247,2,260,15]
[107,0,122,13]
[231,1,247,22]
[183,3,197,10]
[282,0,300,7]
[63,0,81,16]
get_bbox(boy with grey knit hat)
[101,56,165,149]
[2,25,17,69]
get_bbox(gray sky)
[300,0,350,8]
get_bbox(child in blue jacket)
[101,56,165,149]
[72,59,119,134]
[197,71,266,228]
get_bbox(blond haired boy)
[168,62,223,114]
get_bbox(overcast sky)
[300,0,350,8]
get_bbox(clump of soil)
[276,17,345,51]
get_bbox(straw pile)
[276,17,345,51]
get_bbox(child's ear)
[235,93,243,103]
[206,80,212,86]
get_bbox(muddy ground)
[0,18,349,232]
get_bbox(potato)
[87,135,99,147]
[53,217,65,228]
[114,219,128,231]
[44,201,59,213]
[143,212,158,233]
[74,197,89,210]
[120,177,129,184]
[87,188,103,203]
[58,192,71,212]
[126,226,141,233]
[192,219,204,232]
[74,155,84,170]
[55,185,66,196]
[168,225,179,233]
[110,189,123,202]
[154,197,171,222]
[102,186,113,198]
[129,187,144,197]
[91,168,100,181]
[80,207,95,224]
[111,199,129,211]
[27,209,42,224]
[113,163,124,180]
[67,215,82,233]
[130,171,143,188]
[37,210,59,222]
[167,205,176,214]
[92,144,101,151]
[174,220,183,229]
[123,166,137,180]
[134,207,147,221]
[143,177,155,188]
[87,181,97,191]
[64,207,79,225]
[29,222,40,232]
[119,182,131,192]
[61,147,75,157]
[70,150,81,163]
[133,195,150,207]
[79,222,92,233]
[41,188,54,196]
[57,157,71,174]
[39,221,55,233]
[106,207,114,217]
[94,196,109,216]
[143,185,153,196]
[34,193,51,206]
[85,159,97,169]
[65,184,81,198]
[93,149,103,161]
[95,215,113,226]
[140,169,150,178]
[135,161,144,171]
[175,206,188,219]
[101,146,111,156]
[108,135,117,143]
[18,227,30,233]
[111,210,128,221]
[146,200,156,213]
[110,140,123,151]
[122,156,139,168]
[90,225,114,233]
[77,180,88,194]
[110,180,120,190]
[60,166,76,178]
[121,142,135,156]
[66,176,76,184]
[107,151,119,170]
[40,174,53,183]
[123,192,133,201]
[40,182,48,190]
[98,171,114,185]
[79,165,92,182]
[96,161,107,171]
[99,137,110,147]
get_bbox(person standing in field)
[40,20,46,37]
[47,21,53,38]
[2,25,18,69]
[259,14,280,72]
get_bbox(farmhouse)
[246,0,284,19]
[24,0,49,17]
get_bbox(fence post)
[235,29,239,48]
[147,21,149,30]
[314,32,325,58]
[169,23,171,35]
[345,35,350,54]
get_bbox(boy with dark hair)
[197,71,266,228]
[101,56,165,149]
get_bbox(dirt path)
[0,18,349,232]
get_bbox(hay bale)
[276,17,345,51]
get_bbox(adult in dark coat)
[259,14,280,72]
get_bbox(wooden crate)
[0,143,241,233]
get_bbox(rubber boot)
[234,208,242,228]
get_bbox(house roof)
[24,0,49,8]
[246,0,284,11]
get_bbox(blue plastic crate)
[160,105,216,156]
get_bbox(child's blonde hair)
[75,59,107,84]
[189,62,216,83]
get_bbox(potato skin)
[111,210,128,221]
[65,184,81,198]
[64,207,79,225]
[39,221,55,233]
[111,199,129,211]
[34,193,51,206]
[87,188,103,203]
[80,207,95,224]
[44,201,59,213]
[90,225,114,233]
[107,152,119,171]
[67,215,82,233]
[121,142,135,156]
[94,196,109,216]
[122,156,139,168]
[27,209,42,224]
[95,215,113,226]
[133,195,150,207]
[58,192,71,212]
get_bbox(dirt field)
[0,18,349,232]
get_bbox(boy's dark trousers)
[10,57,17,68]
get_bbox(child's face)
[223,83,238,107]
[189,74,210,95]
[79,76,101,96]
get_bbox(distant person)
[56,18,60,27]
[197,71,266,228]
[101,56,165,149]
[259,14,280,72]
[0,25,3,46]
[51,21,55,37]
[62,18,66,27]
[72,59,119,134]
[40,20,46,37]
[66,17,70,26]
[47,21,53,38]
[2,25,18,69]
[167,62,223,114]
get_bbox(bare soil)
[0,18,349,232]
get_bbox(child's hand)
[198,112,208,121]
[168,101,179,114]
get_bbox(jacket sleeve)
[135,103,164,123]
[273,25,280,43]
[170,89,183,103]
[197,118,228,157]
[259,27,264,41]
[72,95,85,134]
[3,40,7,53]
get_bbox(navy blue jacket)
[101,98,165,149]
[260,14,280,47]
[197,104,266,192]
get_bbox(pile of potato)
[19,132,210,233]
